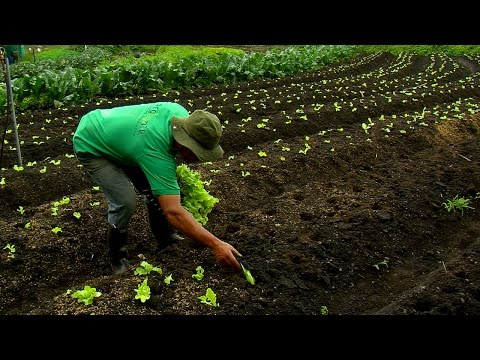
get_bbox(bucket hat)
[171,110,224,162]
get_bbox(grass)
[442,195,474,215]
[23,45,81,61]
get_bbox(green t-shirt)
[73,102,189,196]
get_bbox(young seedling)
[192,266,204,281]
[443,195,474,216]
[198,288,218,307]
[59,196,70,205]
[71,285,101,305]
[51,226,62,235]
[240,263,255,285]
[164,274,174,284]
[320,306,329,315]
[134,261,162,276]
[373,257,389,270]
[3,244,16,258]
[51,196,71,217]
[361,118,375,134]
[299,143,311,155]
[134,278,151,303]
[17,207,30,229]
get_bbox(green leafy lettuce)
[176,164,219,225]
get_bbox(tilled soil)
[1,52,479,315]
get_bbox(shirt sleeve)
[137,154,180,196]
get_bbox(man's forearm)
[164,207,220,249]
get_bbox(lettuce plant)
[51,226,62,235]
[134,261,162,276]
[176,164,219,225]
[51,196,71,216]
[3,244,16,258]
[198,288,218,307]
[134,278,151,303]
[192,265,204,281]
[240,263,255,285]
[71,285,101,305]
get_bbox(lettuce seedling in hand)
[176,164,219,225]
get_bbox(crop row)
[2,53,479,214]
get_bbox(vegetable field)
[1,51,480,314]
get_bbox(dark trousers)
[121,166,171,242]
[75,153,169,239]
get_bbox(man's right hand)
[211,241,242,271]
[158,194,242,271]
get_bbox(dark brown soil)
[1,52,480,315]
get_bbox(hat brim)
[171,116,224,162]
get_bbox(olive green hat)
[171,110,224,162]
